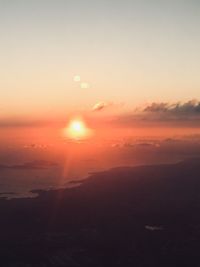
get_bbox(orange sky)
[1,1,200,120]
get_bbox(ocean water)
[0,126,198,198]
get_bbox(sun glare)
[70,120,85,133]
[64,118,93,140]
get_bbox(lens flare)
[73,75,81,82]
[80,82,89,89]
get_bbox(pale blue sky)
[0,0,200,117]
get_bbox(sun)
[64,118,93,140]
[70,120,86,134]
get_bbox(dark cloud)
[0,160,58,170]
[136,142,160,148]
[163,138,180,143]
[145,225,163,231]
[144,102,169,113]
[114,100,200,127]
[111,141,160,149]
[144,100,200,115]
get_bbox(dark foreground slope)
[1,159,200,266]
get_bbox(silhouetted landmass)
[0,158,200,266]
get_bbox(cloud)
[144,102,170,113]
[0,160,58,170]
[111,141,160,149]
[145,225,163,231]
[92,102,110,111]
[136,142,160,148]
[114,100,200,127]
[23,144,50,150]
[2,100,200,129]
[92,101,124,112]
[139,99,200,125]
[143,99,200,117]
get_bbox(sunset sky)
[1,2,200,265]
[1,0,200,120]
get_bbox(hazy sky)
[1,0,200,118]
